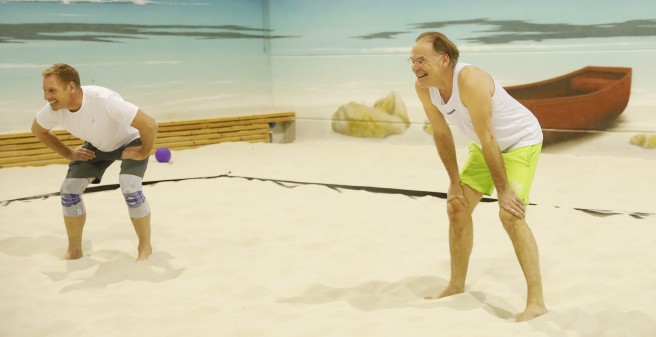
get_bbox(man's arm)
[122,109,158,160]
[458,66,525,217]
[415,81,467,206]
[31,119,95,161]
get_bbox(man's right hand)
[447,182,469,208]
[70,146,96,161]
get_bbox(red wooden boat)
[505,66,632,144]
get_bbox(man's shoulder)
[82,85,120,100]
[458,64,487,80]
[457,64,494,95]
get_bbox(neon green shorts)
[460,142,542,204]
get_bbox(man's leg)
[119,174,152,261]
[60,178,92,260]
[427,184,483,299]
[500,209,547,321]
[500,211,547,321]
[130,214,152,261]
[63,214,85,260]
[499,143,546,321]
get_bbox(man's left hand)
[498,189,526,219]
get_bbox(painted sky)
[356,19,656,44]
[1,0,655,139]
[0,23,292,43]
[269,0,656,54]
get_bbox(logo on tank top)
[447,109,456,115]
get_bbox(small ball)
[155,147,171,163]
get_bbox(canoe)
[504,66,632,144]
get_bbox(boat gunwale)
[504,66,632,103]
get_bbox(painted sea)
[1,0,656,156]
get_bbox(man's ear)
[441,54,450,66]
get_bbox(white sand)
[1,136,655,337]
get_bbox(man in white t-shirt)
[410,32,547,321]
[32,63,158,261]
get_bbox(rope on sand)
[2,172,653,219]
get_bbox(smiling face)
[410,38,449,89]
[42,74,76,111]
[41,63,82,111]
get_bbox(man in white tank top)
[32,63,158,261]
[411,32,547,321]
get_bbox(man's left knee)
[119,174,150,218]
[499,208,524,232]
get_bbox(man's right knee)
[60,178,92,216]
[446,198,471,221]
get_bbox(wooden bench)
[0,112,295,169]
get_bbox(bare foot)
[136,244,152,261]
[516,304,547,322]
[63,249,83,260]
[425,285,464,300]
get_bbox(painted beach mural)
[0,0,282,131]
[1,0,655,157]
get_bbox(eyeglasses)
[407,54,444,66]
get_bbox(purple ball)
[155,148,171,163]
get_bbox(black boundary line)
[1,173,654,219]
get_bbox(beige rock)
[629,134,645,146]
[423,120,432,134]
[331,92,410,138]
[629,134,656,148]
[643,135,656,148]
[373,92,410,127]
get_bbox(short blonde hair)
[415,32,460,66]
[42,63,81,87]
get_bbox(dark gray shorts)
[66,138,149,184]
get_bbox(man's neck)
[437,67,455,102]
[68,88,83,112]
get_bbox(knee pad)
[60,178,92,216]
[119,174,150,218]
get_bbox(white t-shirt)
[36,85,140,152]
[429,63,543,152]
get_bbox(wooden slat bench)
[0,112,295,168]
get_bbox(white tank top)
[429,63,542,151]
